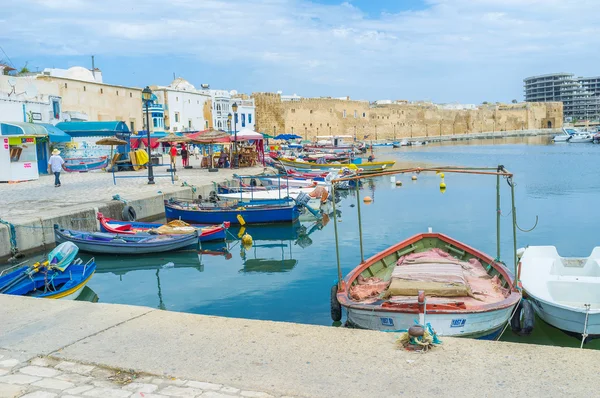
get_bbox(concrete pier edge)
[1,294,599,397]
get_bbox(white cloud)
[2,0,599,102]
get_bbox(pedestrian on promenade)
[169,145,177,169]
[193,145,200,160]
[181,145,189,167]
[48,148,65,187]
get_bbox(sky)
[1,0,599,103]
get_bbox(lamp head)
[232,102,238,113]
[142,86,153,102]
[228,113,232,121]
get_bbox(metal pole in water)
[496,169,501,260]
[510,177,518,278]
[355,179,365,263]
[331,184,343,285]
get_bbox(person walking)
[169,145,177,170]
[181,145,189,168]
[48,148,65,187]
[193,145,200,160]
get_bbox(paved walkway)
[0,352,280,398]
[2,294,600,398]
[0,156,264,222]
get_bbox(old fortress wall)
[252,92,563,140]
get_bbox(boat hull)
[99,219,227,242]
[345,305,512,338]
[54,228,198,254]
[64,157,108,172]
[277,158,357,171]
[165,201,301,225]
[524,292,600,335]
[354,160,396,172]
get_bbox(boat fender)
[122,205,137,222]
[330,284,342,322]
[510,299,535,336]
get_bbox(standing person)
[193,145,200,160]
[48,148,65,187]
[169,144,177,169]
[181,145,189,168]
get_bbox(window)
[188,120,192,129]
[153,119,158,127]
[130,121,135,131]
[343,110,346,118]
[116,90,119,96]
[188,99,190,104]
[175,112,180,122]
[64,83,68,88]
[241,113,246,127]
[130,93,132,98]
[248,114,252,124]
[176,97,179,102]
[310,110,313,114]
[205,121,209,129]
[197,100,199,104]
[363,112,366,117]
[83,86,86,92]
[100,88,103,94]
[291,109,295,113]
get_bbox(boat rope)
[581,304,591,349]
[0,218,19,256]
[112,194,128,204]
[225,229,240,241]
[495,300,521,341]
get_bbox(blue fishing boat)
[97,213,228,242]
[54,225,199,254]
[165,199,301,225]
[0,242,96,300]
[64,156,108,172]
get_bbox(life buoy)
[122,205,137,222]
[330,284,342,322]
[510,299,534,335]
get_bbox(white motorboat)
[218,186,328,209]
[569,132,594,143]
[519,246,600,339]
[552,128,573,142]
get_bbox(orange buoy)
[363,196,373,204]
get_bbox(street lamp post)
[232,102,238,169]
[142,86,155,184]
[227,113,232,169]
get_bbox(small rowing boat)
[54,225,198,254]
[334,232,521,338]
[0,242,95,300]
[97,213,228,242]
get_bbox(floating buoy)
[363,196,373,203]
[396,181,402,186]
[411,175,417,181]
[241,233,253,246]
[440,182,446,189]
[439,186,446,194]
[439,173,445,179]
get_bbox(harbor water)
[13,136,600,348]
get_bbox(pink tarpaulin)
[130,137,160,149]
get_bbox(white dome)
[65,66,96,82]
[170,77,195,91]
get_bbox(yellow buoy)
[439,173,445,179]
[411,175,417,181]
[241,233,253,246]
[363,196,373,203]
[440,182,446,189]
[395,181,402,186]
[236,214,246,226]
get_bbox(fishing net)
[396,323,441,352]
[152,220,196,235]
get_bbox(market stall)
[232,128,266,167]
[0,122,44,182]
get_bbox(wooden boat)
[519,245,600,338]
[165,199,301,225]
[97,213,228,242]
[335,232,521,339]
[54,225,198,254]
[276,158,358,171]
[0,242,96,300]
[64,156,108,172]
[353,160,396,172]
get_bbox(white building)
[0,73,65,124]
[152,78,211,132]
[199,88,231,130]
[281,92,302,102]
[231,97,256,132]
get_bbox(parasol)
[95,136,128,165]
[190,129,230,170]
[157,132,191,143]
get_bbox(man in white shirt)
[48,149,65,187]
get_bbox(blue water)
[19,137,600,347]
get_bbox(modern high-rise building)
[524,73,600,121]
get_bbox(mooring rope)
[581,304,591,349]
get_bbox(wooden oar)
[0,260,48,294]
